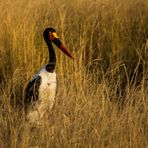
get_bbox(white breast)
[26,65,57,124]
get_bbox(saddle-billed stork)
[24,27,73,124]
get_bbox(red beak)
[60,44,74,59]
[50,33,74,59]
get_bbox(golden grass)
[0,0,148,147]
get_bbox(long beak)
[51,33,74,59]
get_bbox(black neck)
[47,41,56,64]
[44,37,56,72]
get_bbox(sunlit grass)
[0,0,147,147]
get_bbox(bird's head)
[43,27,74,59]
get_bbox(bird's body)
[25,65,57,123]
[24,28,73,124]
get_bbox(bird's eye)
[49,33,55,41]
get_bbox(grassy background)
[0,0,148,147]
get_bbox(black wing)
[24,75,41,110]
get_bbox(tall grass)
[0,0,148,147]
